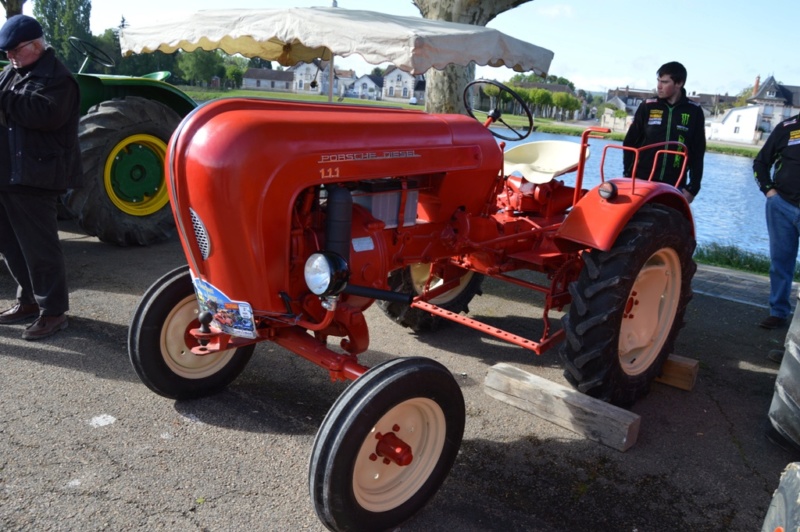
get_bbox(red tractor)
[128,81,695,531]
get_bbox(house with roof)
[704,105,761,144]
[381,66,425,104]
[288,59,339,96]
[747,75,800,133]
[352,74,383,100]
[606,86,654,114]
[335,68,358,97]
[242,68,294,93]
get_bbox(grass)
[694,242,800,281]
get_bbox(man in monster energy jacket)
[753,114,800,332]
[623,61,706,204]
[0,15,82,340]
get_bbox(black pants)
[0,192,68,317]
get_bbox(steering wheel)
[464,79,533,141]
[68,36,115,72]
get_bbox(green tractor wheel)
[102,133,170,217]
[65,96,181,246]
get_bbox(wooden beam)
[484,363,640,452]
[655,354,699,391]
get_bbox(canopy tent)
[119,7,554,101]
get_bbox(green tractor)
[62,37,197,246]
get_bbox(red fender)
[554,178,694,252]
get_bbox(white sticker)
[352,237,375,252]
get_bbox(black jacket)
[0,47,82,192]
[622,89,706,196]
[753,114,800,204]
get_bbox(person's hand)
[681,189,695,204]
[766,189,778,198]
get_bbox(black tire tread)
[560,203,696,406]
[378,266,483,333]
[65,96,181,246]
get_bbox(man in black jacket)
[623,61,706,204]
[0,15,82,340]
[753,114,800,332]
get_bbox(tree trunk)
[1,0,25,19]
[413,0,533,114]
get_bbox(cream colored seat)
[503,140,589,184]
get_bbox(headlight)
[304,252,349,297]
[598,181,618,200]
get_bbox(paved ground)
[0,221,797,531]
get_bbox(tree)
[413,0,534,114]
[92,28,179,78]
[248,57,271,69]
[33,0,91,72]
[734,85,754,108]
[177,49,224,86]
[1,0,25,18]
[370,66,385,77]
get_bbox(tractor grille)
[190,208,211,260]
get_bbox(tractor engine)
[497,174,577,220]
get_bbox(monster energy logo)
[681,113,690,126]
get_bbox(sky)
[25,0,800,97]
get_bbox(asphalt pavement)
[0,220,796,531]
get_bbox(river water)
[503,132,769,257]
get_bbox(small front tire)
[128,265,254,399]
[309,357,465,531]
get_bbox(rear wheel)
[379,262,483,332]
[128,265,254,399]
[560,203,696,406]
[65,96,181,246]
[309,357,465,531]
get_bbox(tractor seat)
[141,71,172,81]
[503,140,589,184]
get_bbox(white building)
[381,66,424,104]
[705,106,761,144]
[351,74,383,100]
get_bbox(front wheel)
[309,357,465,532]
[128,265,255,399]
[560,203,696,406]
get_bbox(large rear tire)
[128,265,255,399]
[560,203,696,406]
[379,263,483,332]
[65,96,181,246]
[309,357,465,532]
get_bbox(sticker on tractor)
[192,276,257,339]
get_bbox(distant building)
[606,86,654,114]
[704,105,761,144]
[381,67,425,104]
[352,74,383,100]
[242,68,294,92]
[288,59,339,96]
[747,75,800,133]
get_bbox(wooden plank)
[484,363,640,452]
[655,354,699,391]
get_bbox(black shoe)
[22,314,67,341]
[760,315,788,329]
[767,350,785,363]
[0,302,39,324]
[765,423,800,456]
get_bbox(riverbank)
[536,119,760,158]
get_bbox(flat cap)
[0,15,43,52]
